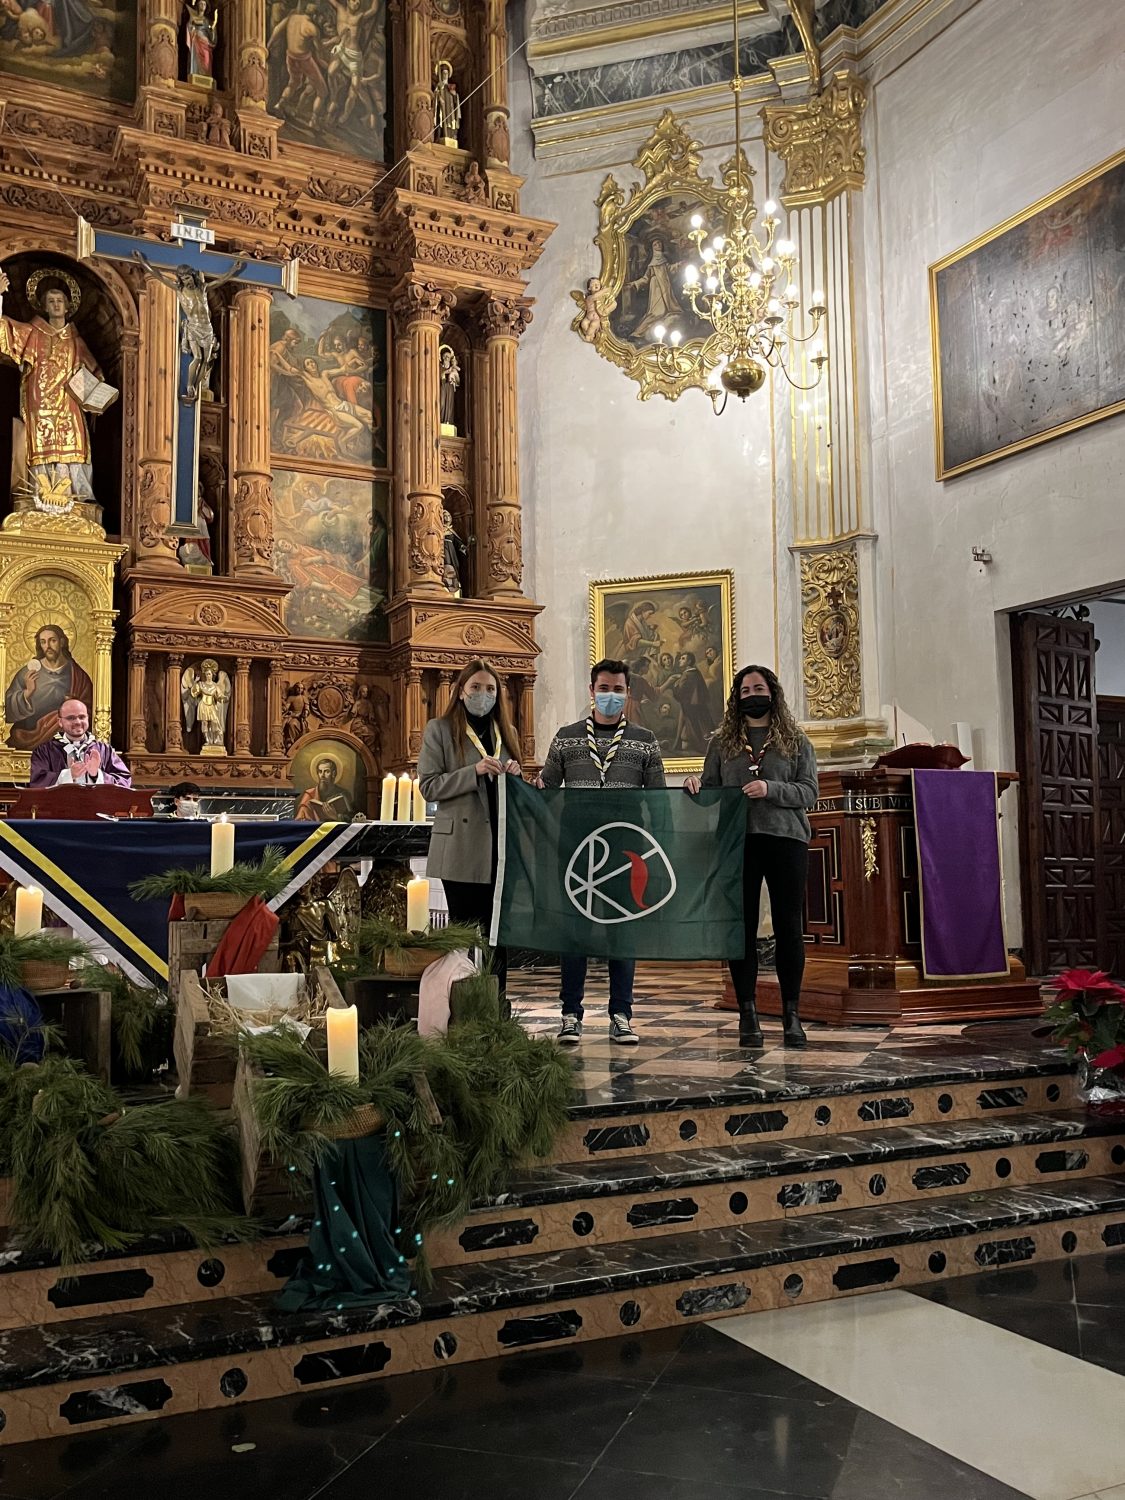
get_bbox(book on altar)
[67,367,119,414]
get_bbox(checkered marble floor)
[507,961,1059,1108]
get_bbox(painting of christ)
[269,296,387,470]
[266,0,390,163]
[272,469,389,642]
[0,0,135,103]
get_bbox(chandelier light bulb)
[783,286,799,306]
[683,264,700,284]
[811,288,827,313]
[653,324,666,342]
[670,329,683,346]
[776,238,795,257]
[761,256,775,275]
[691,213,704,229]
[705,275,719,292]
[749,271,762,288]
[812,342,827,364]
[701,247,715,264]
[712,235,725,251]
[764,198,778,216]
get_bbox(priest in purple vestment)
[28,698,131,789]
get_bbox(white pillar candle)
[14,886,42,936]
[953,722,973,765]
[405,876,430,933]
[412,778,426,822]
[325,1004,360,1083]
[211,814,235,876]
[379,773,396,821]
[395,772,412,821]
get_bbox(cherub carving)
[570,276,616,344]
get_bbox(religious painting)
[931,149,1125,479]
[611,200,713,350]
[0,0,136,103]
[272,469,389,642]
[266,0,390,164]
[292,737,366,822]
[1,581,95,751]
[589,570,735,773]
[269,295,387,470]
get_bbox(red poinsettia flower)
[1091,1043,1125,1071]
[1052,969,1121,994]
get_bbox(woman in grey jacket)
[685,664,818,1049]
[417,658,522,995]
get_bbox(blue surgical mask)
[594,691,627,719]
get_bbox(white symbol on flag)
[564,821,677,925]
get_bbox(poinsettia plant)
[1043,969,1125,1070]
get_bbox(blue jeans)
[560,956,635,1020]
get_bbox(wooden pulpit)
[756,768,1041,1025]
[6,786,156,820]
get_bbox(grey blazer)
[417,716,500,884]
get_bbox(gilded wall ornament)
[570,112,740,402]
[762,71,867,204]
[800,546,861,721]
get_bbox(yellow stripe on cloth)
[0,820,169,980]
[277,822,347,872]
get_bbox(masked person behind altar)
[28,699,131,789]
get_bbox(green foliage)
[79,965,173,1077]
[128,844,290,902]
[357,916,485,964]
[0,931,88,989]
[1043,993,1125,1061]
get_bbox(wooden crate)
[35,986,112,1081]
[167,916,281,1019]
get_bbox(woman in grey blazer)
[417,657,523,995]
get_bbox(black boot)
[738,999,764,1048]
[782,999,807,1049]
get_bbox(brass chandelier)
[650,0,828,414]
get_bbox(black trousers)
[728,834,809,1012]
[441,878,507,995]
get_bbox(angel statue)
[181,658,231,755]
[570,277,616,345]
[133,254,246,402]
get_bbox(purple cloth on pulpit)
[912,769,1007,980]
[28,739,132,789]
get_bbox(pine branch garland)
[128,844,290,901]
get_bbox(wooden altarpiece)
[0,0,552,808]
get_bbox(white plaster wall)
[510,71,785,749]
[862,0,1125,775]
[1091,603,1125,699]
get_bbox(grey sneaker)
[610,1015,639,1045]
[557,1016,583,1045]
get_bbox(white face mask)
[463,689,497,717]
[176,799,199,818]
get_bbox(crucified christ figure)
[134,254,247,402]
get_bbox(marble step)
[424,1108,1125,1265]
[1,1176,1124,1445]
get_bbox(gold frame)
[929,147,1125,480]
[570,112,741,402]
[589,569,736,774]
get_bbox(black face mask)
[739,696,772,719]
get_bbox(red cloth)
[169,893,186,922]
[206,895,279,979]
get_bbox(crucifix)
[77,212,298,536]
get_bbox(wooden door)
[1098,696,1125,977]
[1011,613,1102,976]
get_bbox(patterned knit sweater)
[539,717,666,789]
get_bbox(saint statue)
[184,0,219,86]
[181,658,232,755]
[439,344,460,433]
[442,508,467,598]
[133,255,245,403]
[0,267,112,505]
[4,624,95,751]
[432,59,461,147]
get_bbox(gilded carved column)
[136,277,180,570]
[139,0,186,136]
[518,676,537,764]
[393,282,455,594]
[267,662,284,756]
[164,654,184,753]
[404,668,424,763]
[234,657,252,755]
[762,72,887,761]
[482,0,511,168]
[477,295,532,598]
[404,4,434,147]
[228,286,275,575]
[128,650,148,755]
[435,670,455,716]
[391,322,413,599]
[233,0,278,158]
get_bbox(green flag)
[491,777,748,960]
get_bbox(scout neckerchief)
[586,715,627,786]
[465,719,501,763]
[741,723,774,778]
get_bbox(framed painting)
[292,738,366,822]
[273,470,389,642]
[930,148,1125,479]
[0,0,136,102]
[266,0,390,164]
[589,570,735,774]
[269,296,387,470]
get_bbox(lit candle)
[405,877,430,933]
[14,886,42,936]
[211,814,235,876]
[379,773,396,821]
[325,1004,360,1083]
[412,778,426,822]
[395,773,412,822]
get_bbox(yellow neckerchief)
[464,719,501,763]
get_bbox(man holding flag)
[536,658,666,1045]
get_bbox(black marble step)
[477,1109,1125,1210]
[2,1175,1123,1395]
